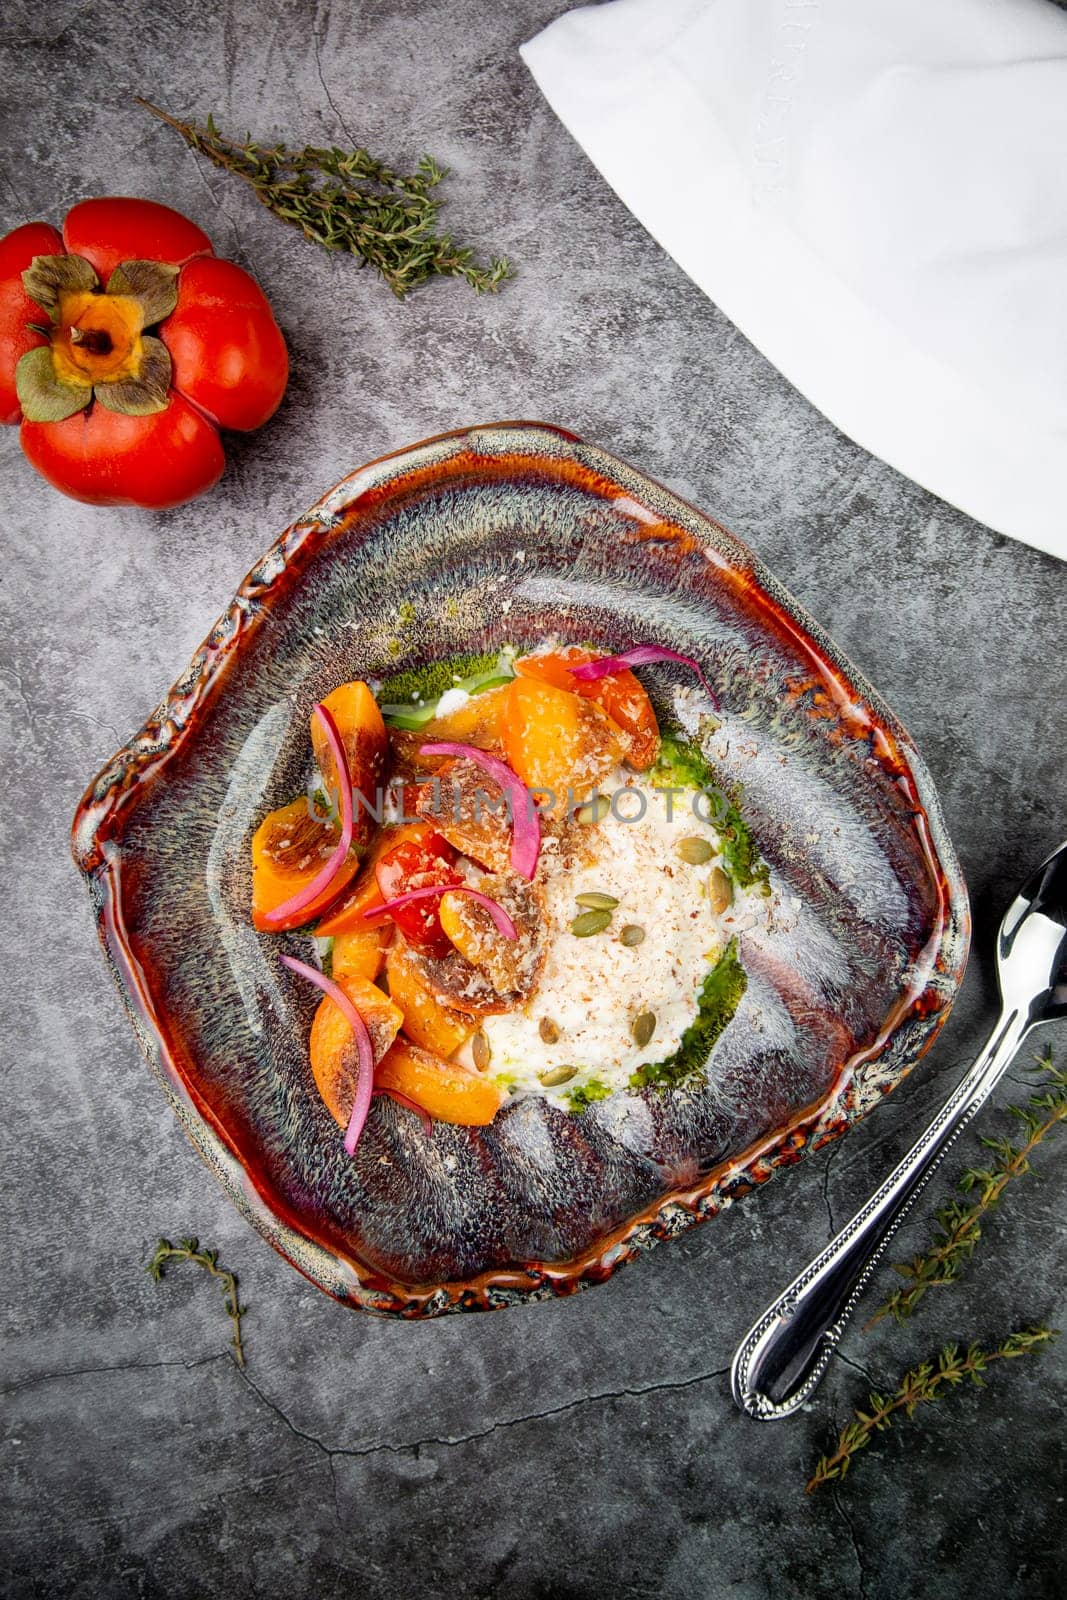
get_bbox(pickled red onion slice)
[569,646,718,708]
[280,955,374,1155]
[263,704,354,927]
[418,741,540,879]
[368,883,518,941]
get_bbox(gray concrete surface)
[1,3,1065,1597]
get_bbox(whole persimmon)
[0,197,288,509]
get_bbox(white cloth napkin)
[522,0,1067,563]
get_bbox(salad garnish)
[419,741,541,879]
[570,645,719,708]
[280,955,374,1155]
[251,641,762,1147]
[263,704,354,927]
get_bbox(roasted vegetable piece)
[385,938,474,1056]
[310,681,387,850]
[315,821,436,937]
[330,926,390,982]
[515,645,659,770]
[414,756,513,873]
[503,676,624,807]
[374,1039,506,1126]
[406,939,529,1017]
[375,832,460,956]
[250,681,386,932]
[438,871,545,999]
[309,974,403,1129]
[388,683,511,771]
[251,797,360,932]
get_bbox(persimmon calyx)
[16,253,180,420]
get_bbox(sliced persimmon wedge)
[389,683,511,772]
[414,756,513,873]
[375,1039,506,1126]
[251,797,361,932]
[309,974,403,1130]
[331,926,391,983]
[438,870,545,999]
[514,645,659,769]
[310,681,388,839]
[385,938,474,1056]
[503,676,623,808]
[251,681,388,932]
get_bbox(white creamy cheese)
[434,687,471,718]
[470,768,758,1110]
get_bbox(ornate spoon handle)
[730,1006,1029,1420]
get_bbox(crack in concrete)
[182,157,248,267]
[235,1361,734,1466]
[835,1348,880,1392]
[0,0,96,49]
[5,1346,733,1466]
[313,14,357,148]
[1,1351,229,1398]
[1,664,121,751]
[0,664,38,738]
[830,1482,871,1600]
[0,162,26,210]
[32,1463,315,1533]
[60,705,123,744]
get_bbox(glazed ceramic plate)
[72,422,969,1317]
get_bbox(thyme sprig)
[806,1327,1056,1493]
[868,1048,1067,1327]
[137,98,512,300]
[147,1236,247,1367]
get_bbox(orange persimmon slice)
[385,939,474,1057]
[310,680,388,848]
[374,1039,506,1126]
[309,974,403,1129]
[251,797,361,932]
[503,676,623,806]
[514,646,659,769]
[389,683,512,774]
[331,926,391,983]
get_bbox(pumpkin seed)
[709,864,733,913]
[539,1016,561,1044]
[570,908,613,937]
[620,923,646,947]
[538,1064,577,1087]
[471,1030,491,1072]
[575,891,619,911]
[676,835,715,865]
[631,1010,656,1048]
[575,795,610,825]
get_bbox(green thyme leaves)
[806,1329,1057,1493]
[147,1236,247,1367]
[137,99,513,300]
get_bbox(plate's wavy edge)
[71,420,970,1319]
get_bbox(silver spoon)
[731,837,1067,1421]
